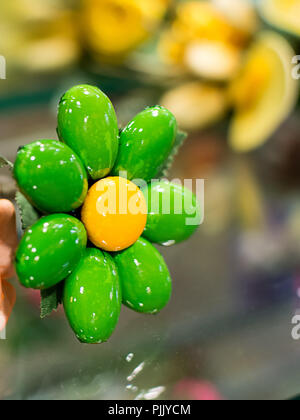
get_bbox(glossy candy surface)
[81,177,147,252]
[142,181,201,245]
[57,84,119,180]
[14,140,88,214]
[63,249,121,344]
[16,214,87,290]
[113,238,172,314]
[112,106,177,181]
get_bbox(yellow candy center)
[81,177,147,252]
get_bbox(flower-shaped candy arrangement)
[13,85,200,344]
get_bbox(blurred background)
[1,0,300,400]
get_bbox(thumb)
[0,276,16,332]
[0,199,18,279]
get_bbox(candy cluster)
[14,85,200,344]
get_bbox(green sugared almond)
[113,238,172,314]
[112,106,177,182]
[57,84,119,180]
[14,140,88,214]
[16,214,87,290]
[63,249,121,344]
[142,180,201,246]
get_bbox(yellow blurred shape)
[82,0,170,60]
[213,0,258,35]
[0,3,79,73]
[185,41,241,80]
[259,0,300,37]
[0,0,70,22]
[139,0,172,20]
[235,161,265,230]
[159,0,257,81]
[175,1,240,44]
[17,37,79,73]
[229,32,298,152]
[159,28,186,66]
[161,81,228,131]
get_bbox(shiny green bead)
[63,249,121,344]
[14,140,88,214]
[112,106,177,182]
[113,238,172,314]
[57,84,119,180]
[142,181,201,245]
[16,214,87,290]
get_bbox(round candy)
[14,140,88,214]
[112,106,177,182]
[63,248,121,344]
[57,84,119,180]
[142,181,201,245]
[16,214,87,290]
[113,238,172,314]
[81,177,147,252]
